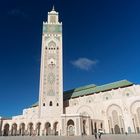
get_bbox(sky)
[0,0,140,117]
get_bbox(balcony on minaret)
[48,6,59,24]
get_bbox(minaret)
[39,7,63,118]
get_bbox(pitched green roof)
[64,80,133,99]
[31,80,133,107]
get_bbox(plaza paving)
[0,135,140,140]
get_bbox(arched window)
[56,103,59,106]
[49,101,53,106]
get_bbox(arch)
[36,122,41,136]
[11,123,17,136]
[77,105,93,117]
[130,100,140,114]
[112,111,120,134]
[107,104,123,134]
[107,104,122,116]
[47,41,57,54]
[48,41,56,48]
[49,101,53,106]
[19,123,25,136]
[114,125,120,134]
[53,122,59,135]
[28,122,33,136]
[45,122,51,135]
[130,100,140,133]
[67,119,75,136]
[3,124,9,136]
[81,111,89,116]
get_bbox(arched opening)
[3,124,9,136]
[36,122,41,136]
[53,122,58,135]
[19,123,25,136]
[114,125,120,134]
[11,123,17,136]
[67,119,75,136]
[49,101,53,106]
[107,104,123,134]
[45,122,51,135]
[112,110,121,134]
[28,123,33,136]
[130,102,140,134]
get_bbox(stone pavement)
[0,135,140,140]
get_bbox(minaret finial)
[52,5,55,11]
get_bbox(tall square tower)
[39,7,63,118]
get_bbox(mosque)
[0,8,140,136]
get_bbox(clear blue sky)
[0,0,140,117]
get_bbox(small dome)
[49,6,58,15]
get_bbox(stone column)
[104,117,110,134]
[88,118,92,135]
[75,117,81,136]
[1,122,5,136]
[25,123,28,136]
[61,118,65,136]
[16,124,20,136]
[8,124,12,136]
[40,123,44,136]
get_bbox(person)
[94,132,97,139]
[98,131,102,139]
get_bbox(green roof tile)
[31,80,133,107]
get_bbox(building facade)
[1,8,140,136]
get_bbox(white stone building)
[1,8,140,136]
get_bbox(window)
[57,103,59,106]
[106,97,109,100]
[49,101,53,106]
[43,103,45,106]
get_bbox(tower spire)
[52,5,55,11]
